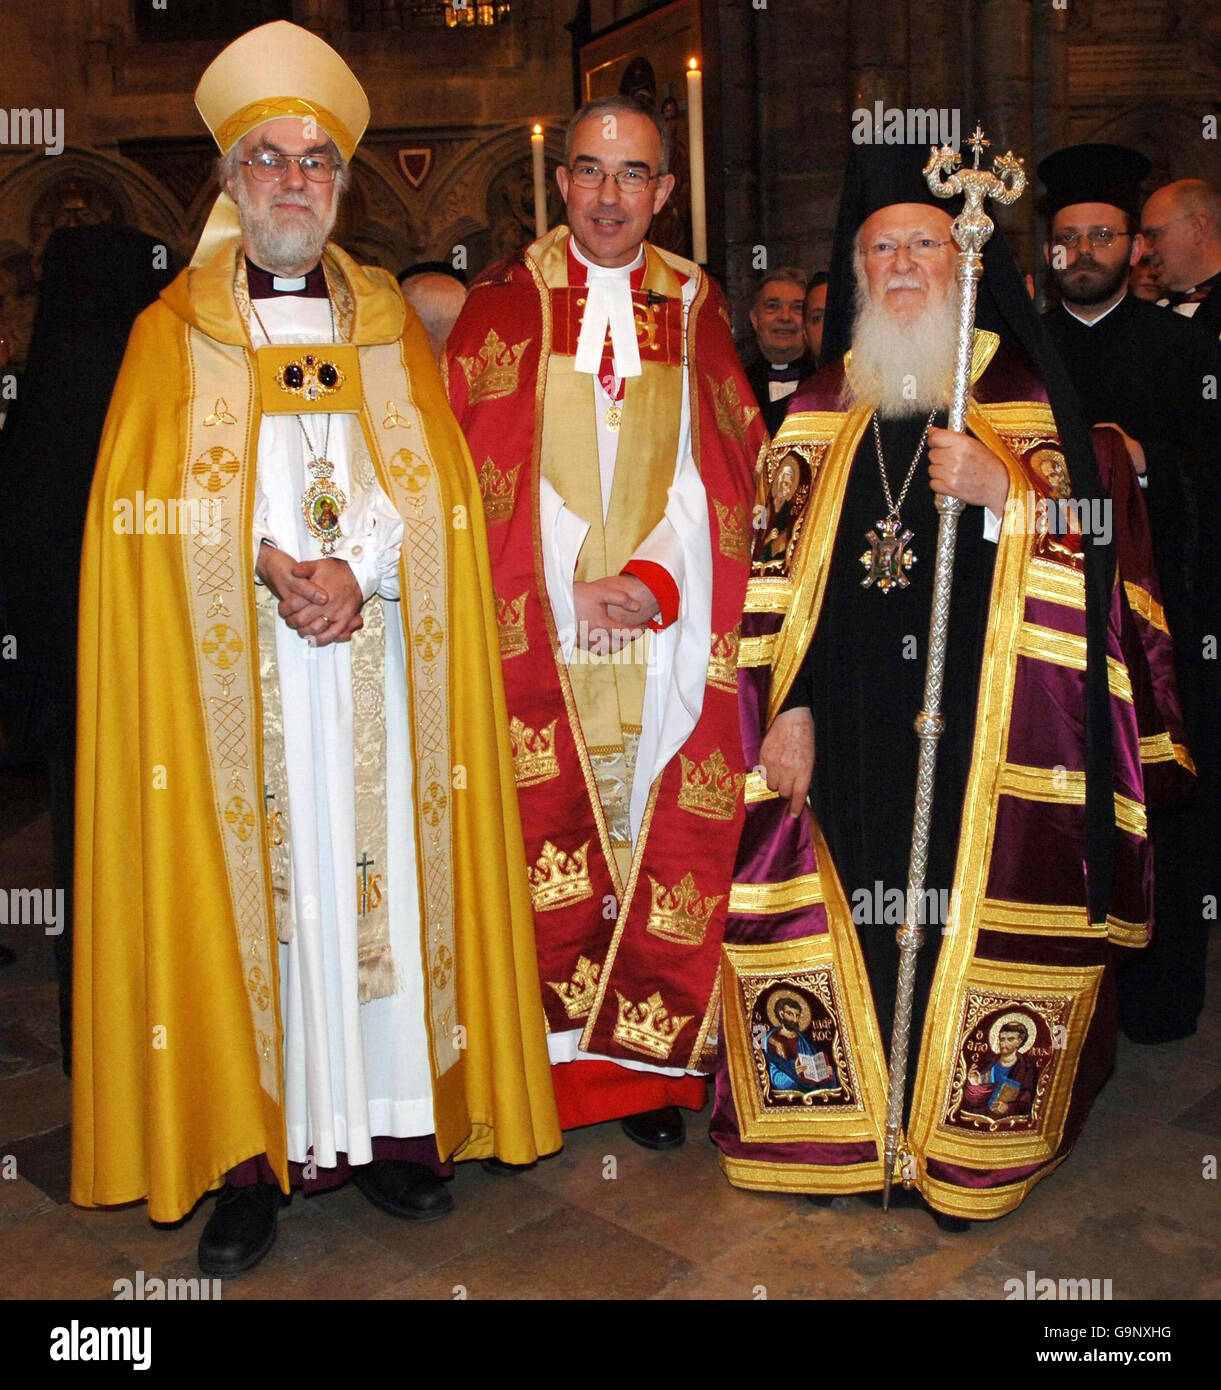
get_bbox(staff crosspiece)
[879,127,1027,1211]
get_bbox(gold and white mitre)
[191,20,371,265]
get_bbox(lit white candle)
[532,124,547,238]
[686,58,707,263]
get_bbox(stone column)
[717,0,760,336]
[847,0,908,110]
[974,0,1036,278]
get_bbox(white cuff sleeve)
[252,481,277,578]
[329,479,405,602]
[983,506,1002,545]
[539,476,590,662]
[628,514,685,605]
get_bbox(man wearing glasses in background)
[1040,143,1221,1050]
[1141,178,1221,337]
[446,96,760,1152]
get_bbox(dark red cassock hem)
[550,1060,708,1130]
[227,1135,453,1192]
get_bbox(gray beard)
[845,277,958,419]
[233,182,335,276]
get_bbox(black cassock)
[1045,292,1221,1043]
[783,410,997,1088]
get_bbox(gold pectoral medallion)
[605,401,623,433]
[861,516,916,592]
[302,457,347,555]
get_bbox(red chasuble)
[445,227,763,1122]
[710,334,1193,1219]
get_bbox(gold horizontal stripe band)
[978,400,1058,433]
[1025,557,1086,610]
[1140,731,1173,762]
[743,578,794,612]
[1108,914,1147,947]
[1138,732,1197,774]
[1017,625,1133,704]
[718,1152,883,1193]
[1107,656,1134,704]
[1124,580,1168,635]
[1114,792,1147,839]
[998,761,1085,805]
[728,873,823,915]
[1017,622,1085,668]
[977,898,1099,936]
[737,632,777,667]
[998,763,1146,837]
[743,770,779,804]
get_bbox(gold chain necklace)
[860,409,936,593]
[250,292,347,556]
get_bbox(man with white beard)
[709,146,1182,1227]
[71,21,559,1276]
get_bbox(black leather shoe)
[198,1183,281,1276]
[353,1159,454,1221]
[805,1193,836,1207]
[481,1156,536,1176]
[861,1186,923,1211]
[620,1106,686,1150]
[932,1210,972,1234]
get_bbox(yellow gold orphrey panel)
[922,956,1104,1171]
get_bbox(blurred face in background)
[803,280,827,361]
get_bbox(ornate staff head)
[924,124,1027,258]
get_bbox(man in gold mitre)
[71,19,559,1277]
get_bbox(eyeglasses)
[1051,228,1130,250]
[238,152,339,184]
[1141,213,1193,244]
[567,162,658,193]
[863,238,953,260]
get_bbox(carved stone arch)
[433,216,489,277]
[1081,104,1221,188]
[338,151,419,274]
[426,125,565,276]
[0,147,186,266]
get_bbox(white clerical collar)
[569,238,645,278]
[571,238,644,378]
[272,274,308,292]
[1062,290,1127,328]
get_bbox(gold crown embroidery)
[707,374,759,447]
[478,458,521,525]
[714,499,751,561]
[510,716,560,786]
[528,839,593,912]
[495,590,529,659]
[613,990,693,1061]
[545,954,602,1020]
[678,747,745,821]
[645,872,723,946]
[707,629,740,694]
[457,328,529,405]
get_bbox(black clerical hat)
[1037,143,1150,223]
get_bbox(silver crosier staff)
[880,127,1026,1210]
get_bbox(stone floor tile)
[0,1062,71,1146]
[319,1160,560,1270]
[4,1122,70,1203]
[0,1205,138,1299]
[379,1204,691,1301]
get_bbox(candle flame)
[688,58,698,71]
[532,123,543,135]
